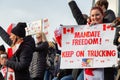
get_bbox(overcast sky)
[0,0,92,47]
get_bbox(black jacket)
[6,36,35,80]
[104,9,116,22]
[29,41,49,79]
[113,27,120,52]
[68,0,87,25]
[0,26,12,46]
[113,27,120,46]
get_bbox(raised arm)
[68,0,87,25]
[0,26,12,46]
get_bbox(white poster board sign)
[60,24,117,69]
[43,18,50,40]
[26,20,42,36]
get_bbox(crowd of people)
[0,0,120,80]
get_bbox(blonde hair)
[36,32,47,42]
[48,41,55,48]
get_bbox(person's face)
[10,33,17,44]
[36,35,42,43]
[90,9,104,24]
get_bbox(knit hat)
[0,45,6,52]
[11,22,27,38]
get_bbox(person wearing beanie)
[11,22,26,38]
[9,22,27,47]
[0,22,35,80]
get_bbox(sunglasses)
[36,36,41,39]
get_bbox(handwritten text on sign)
[60,24,117,69]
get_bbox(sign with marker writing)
[60,24,117,69]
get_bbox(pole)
[92,0,95,7]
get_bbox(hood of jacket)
[23,35,35,51]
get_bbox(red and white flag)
[1,66,15,80]
[84,68,104,80]
[7,23,16,35]
[54,27,62,47]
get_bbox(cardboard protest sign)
[60,24,117,69]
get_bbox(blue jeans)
[77,70,84,80]
[52,77,59,80]
[44,70,53,80]
[61,75,73,80]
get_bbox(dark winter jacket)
[29,41,49,79]
[0,26,12,46]
[5,36,35,80]
[113,26,120,52]
[113,27,120,46]
[104,9,116,22]
[68,1,87,25]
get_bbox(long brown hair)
[90,6,104,16]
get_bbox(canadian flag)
[84,68,104,80]
[63,27,74,34]
[1,66,15,80]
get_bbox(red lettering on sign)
[62,51,74,57]
[74,31,100,38]
[88,50,116,57]
[72,38,102,45]
[76,50,84,57]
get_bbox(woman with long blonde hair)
[29,32,49,80]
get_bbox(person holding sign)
[68,0,115,80]
[29,32,49,80]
